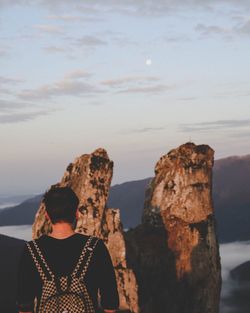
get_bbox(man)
[17,186,119,313]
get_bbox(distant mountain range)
[0,194,33,209]
[107,177,151,228]
[213,155,250,242]
[0,154,250,243]
[0,195,42,226]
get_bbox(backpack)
[26,236,99,313]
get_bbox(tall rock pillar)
[32,148,139,313]
[126,142,221,313]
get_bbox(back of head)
[43,186,79,224]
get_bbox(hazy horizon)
[0,149,249,197]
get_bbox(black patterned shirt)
[17,233,119,312]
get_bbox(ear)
[45,211,51,222]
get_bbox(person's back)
[17,187,119,313]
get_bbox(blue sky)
[1,0,250,195]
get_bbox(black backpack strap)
[79,237,99,280]
[26,240,54,282]
[71,236,93,277]
[71,236,99,279]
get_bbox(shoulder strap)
[79,237,99,280]
[26,240,54,281]
[72,236,99,279]
[71,236,93,277]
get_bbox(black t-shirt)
[17,233,119,312]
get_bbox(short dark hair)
[43,186,79,224]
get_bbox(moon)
[146,59,152,66]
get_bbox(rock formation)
[125,142,221,313]
[32,143,221,313]
[32,148,139,313]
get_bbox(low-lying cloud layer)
[0,225,32,241]
[180,119,250,132]
[220,241,250,313]
[0,110,51,124]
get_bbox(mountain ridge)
[1,154,250,243]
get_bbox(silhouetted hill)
[231,261,250,282]
[0,179,153,230]
[107,177,152,228]
[213,155,250,242]
[0,235,25,313]
[1,155,250,243]
[0,195,42,226]
[108,155,250,243]
[0,195,32,207]
[221,260,250,313]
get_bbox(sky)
[1,0,250,195]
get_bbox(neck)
[49,222,75,239]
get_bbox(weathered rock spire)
[143,143,216,275]
[32,148,139,313]
[137,142,221,312]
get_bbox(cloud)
[75,35,107,47]
[43,35,107,56]
[236,20,250,35]
[0,76,23,85]
[118,84,173,94]
[163,35,191,43]
[0,49,8,57]
[18,71,101,100]
[103,31,138,47]
[0,110,50,124]
[101,76,172,94]
[34,24,63,34]
[195,23,229,36]
[178,97,198,101]
[230,130,250,138]
[220,241,250,280]
[63,70,92,79]
[180,119,250,132]
[0,98,56,125]
[46,14,103,23]
[46,14,84,22]
[0,76,23,95]
[19,81,100,100]
[0,225,32,241]
[0,87,11,95]
[43,46,68,53]
[101,76,160,87]
[72,1,250,17]
[2,1,250,15]
[195,20,250,40]
[18,73,168,100]
[0,98,54,123]
[0,99,31,112]
[126,126,166,134]
[220,241,250,313]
